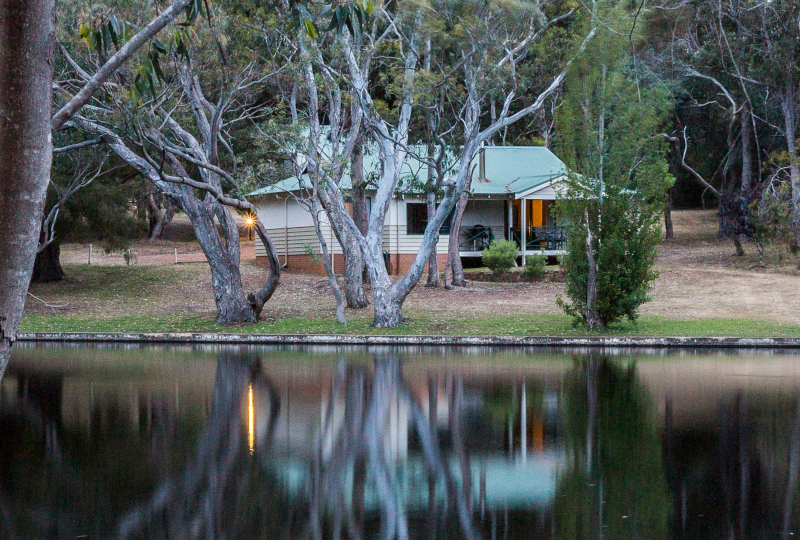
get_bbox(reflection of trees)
[554,357,670,539]
[668,390,800,539]
[115,352,285,539]
[0,352,293,539]
[309,355,481,540]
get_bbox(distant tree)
[555,10,673,329]
[32,144,147,283]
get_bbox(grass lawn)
[21,209,800,340]
[20,311,800,338]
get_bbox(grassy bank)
[20,311,800,338]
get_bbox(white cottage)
[247,145,568,275]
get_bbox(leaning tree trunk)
[310,193,347,324]
[320,191,368,309]
[444,182,470,289]
[31,241,65,284]
[0,0,56,380]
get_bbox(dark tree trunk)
[0,0,56,379]
[781,83,800,248]
[351,141,369,237]
[664,186,674,240]
[148,194,175,240]
[734,110,753,256]
[31,242,65,284]
[426,191,440,287]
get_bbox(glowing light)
[248,383,255,454]
[246,217,254,226]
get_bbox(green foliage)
[554,13,673,327]
[49,145,147,253]
[523,253,547,281]
[303,243,322,264]
[482,239,519,275]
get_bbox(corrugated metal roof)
[469,146,566,196]
[246,145,566,197]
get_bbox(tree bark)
[444,177,471,289]
[340,225,368,308]
[425,192,441,287]
[585,217,603,329]
[183,194,256,324]
[734,109,752,256]
[310,193,347,324]
[0,0,56,379]
[664,186,674,240]
[351,140,369,236]
[31,241,65,284]
[782,84,800,248]
[148,193,175,240]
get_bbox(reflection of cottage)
[247,146,568,275]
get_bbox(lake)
[2,343,800,539]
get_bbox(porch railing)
[509,226,566,251]
[458,225,495,252]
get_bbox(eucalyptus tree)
[62,25,285,323]
[0,0,201,379]
[273,35,370,311]
[33,146,147,283]
[301,0,594,327]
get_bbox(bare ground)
[29,210,800,325]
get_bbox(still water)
[2,344,800,539]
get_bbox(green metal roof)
[469,146,566,196]
[246,145,566,198]
[245,145,429,197]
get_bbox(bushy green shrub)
[482,240,518,274]
[523,253,548,281]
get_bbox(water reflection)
[3,346,800,538]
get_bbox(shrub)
[523,253,548,281]
[482,240,518,274]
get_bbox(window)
[406,202,453,235]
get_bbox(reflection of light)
[248,384,255,454]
